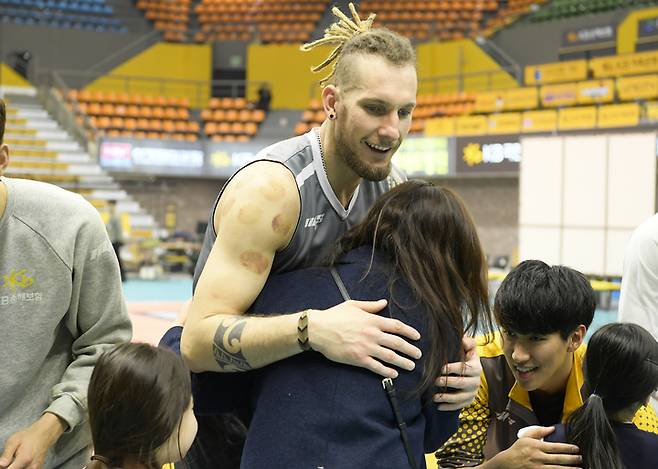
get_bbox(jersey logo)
[494,410,516,426]
[304,213,325,229]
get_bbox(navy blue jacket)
[161,246,460,468]
[546,422,658,469]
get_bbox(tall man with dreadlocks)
[176,4,482,466]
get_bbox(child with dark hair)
[546,323,658,469]
[436,260,658,469]
[87,343,197,469]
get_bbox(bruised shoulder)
[213,161,300,249]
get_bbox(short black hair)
[0,99,5,144]
[494,260,595,339]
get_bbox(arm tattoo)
[212,317,251,371]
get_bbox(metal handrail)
[88,30,161,72]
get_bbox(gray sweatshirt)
[0,177,132,467]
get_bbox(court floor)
[126,278,619,345]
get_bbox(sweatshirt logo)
[1,269,42,306]
[1,269,34,292]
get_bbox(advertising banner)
[576,79,615,104]
[645,101,658,122]
[638,16,658,38]
[488,112,522,134]
[597,103,640,128]
[456,115,488,136]
[617,74,658,100]
[99,140,205,176]
[505,87,539,111]
[99,138,278,178]
[424,117,456,136]
[522,110,558,133]
[541,83,578,107]
[525,60,588,85]
[558,106,597,130]
[455,135,520,174]
[590,50,658,78]
[560,24,616,50]
[474,91,505,113]
[392,136,450,177]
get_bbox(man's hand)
[0,413,66,469]
[308,299,422,379]
[485,426,582,469]
[433,335,482,410]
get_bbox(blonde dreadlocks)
[300,3,376,87]
[301,3,415,89]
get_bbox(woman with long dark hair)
[86,343,198,469]
[546,323,658,469]
[232,180,495,468]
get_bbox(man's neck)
[0,178,7,221]
[319,123,362,208]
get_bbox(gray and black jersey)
[194,128,406,290]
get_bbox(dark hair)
[566,323,658,469]
[0,99,5,144]
[334,180,493,396]
[87,342,192,469]
[494,260,595,339]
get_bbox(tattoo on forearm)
[212,318,251,371]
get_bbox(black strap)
[331,267,417,469]
[383,378,418,469]
[330,267,351,301]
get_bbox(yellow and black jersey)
[435,333,658,468]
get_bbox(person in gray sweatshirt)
[0,98,132,469]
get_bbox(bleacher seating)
[532,0,658,22]
[136,0,545,44]
[3,93,162,240]
[194,0,328,43]
[0,0,126,32]
[359,0,544,41]
[136,0,191,42]
[68,90,200,142]
[296,46,658,137]
[294,93,476,136]
[201,97,267,142]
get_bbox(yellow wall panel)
[86,43,212,109]
[525,60,587,85]
[488,112,522,134]
[577,79,615,104]
[558,106,597,130]
[617,74,658,100]
[0,63,31,87]
[416,40,517,95]
[646,101,658,121]
[456,115,488,136]
[522,110,558,133]
[597,103,640,128]
[590,50,658,78]
[424,117,456,136]
[247,43,333,110]
[617,7,658,54]
[541,83,578,107]
[474,90,505,113]
[505,87,539,110]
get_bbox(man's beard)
[334,118,393,182]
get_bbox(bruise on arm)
[185,161,300,371]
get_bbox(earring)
[328,112,336,120]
